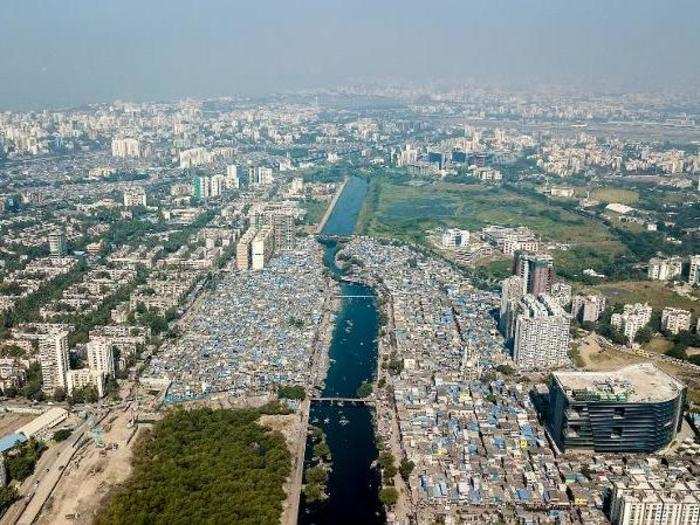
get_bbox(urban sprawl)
[0,85,699,524]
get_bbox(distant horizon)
[3,76,700,114]
[1,0,699,111]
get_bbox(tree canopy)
[95,407,291,525]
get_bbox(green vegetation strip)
[95,406,291,525]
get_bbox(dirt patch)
[644,337,673,354]
[577,335,644,371]
[260,413,299,451]
[36,410,138,525]
[0,413,34,436]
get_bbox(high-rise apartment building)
[236,228,257,270]
[513,294,570,369]
[571,294,607,323]
[513,251,555,296]
[248,166,274,186]
[499,275,525,344]
[225,165,240,189]
[250,204,298,251]
[111,137,140,158]
[86,339,116,378]
[689,255,700,285]
[48,232,66,256]
[38,328,70,395]
[210,174,225,197]
[251,227,275,270]
[193,175,223,200]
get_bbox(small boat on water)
[339,417,350,426]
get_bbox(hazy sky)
[1,0,699,109]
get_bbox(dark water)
[299,176,385,525]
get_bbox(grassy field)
[358,175,627,277]
[299,198,329,226]
[590,187,639,205]
[580,280,700,316]
[644,337,674,354]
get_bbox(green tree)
[277,385,306,401]
[0,486,18,515]
[356,381,373,398]
[399,458,415,481]
[379,487,399,506]
[634,326,654,344]
[53,429,72,442]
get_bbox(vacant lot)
[0,412,34,436]
[591,187,639,205]
[359,176,627,277]
[576,335,644,371]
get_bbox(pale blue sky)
[1,0,698,109]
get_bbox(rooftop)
[553,363,684,403]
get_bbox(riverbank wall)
[316,177,348,234]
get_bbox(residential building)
[0,358,25,391]
[48,232,66,256]
[513,251,555,296]
[86,339,115,378]
[251,227,275,270]
[123,187,146,207]
[248,166,274,186]
[648,256,683,281]
[499,275,525,343]
[441,228,470,249]
[551,282,572,307]
[111,137,140,158]
[611,303,653,341]
[482,226,539,255]
[610,479,700,525]
[236,228,257,271]
[225,165,239,189]
[571,294,607,323]
[290,177,304,195]
[38,328,69,395]
[66,368,104,398]
[689,255,700,285]
[513,294,570,369]
[661,307,692,334]
[251,204,298,250]
[548,364,685,453]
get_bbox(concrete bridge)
[311,397,375,405]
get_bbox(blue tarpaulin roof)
[0,433,27,453]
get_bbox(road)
[282,398,310,525]
[0,415,100,525]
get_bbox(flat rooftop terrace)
[553,363,684,403]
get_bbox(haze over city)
[2,0,700,109]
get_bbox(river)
[298,176,386,525]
